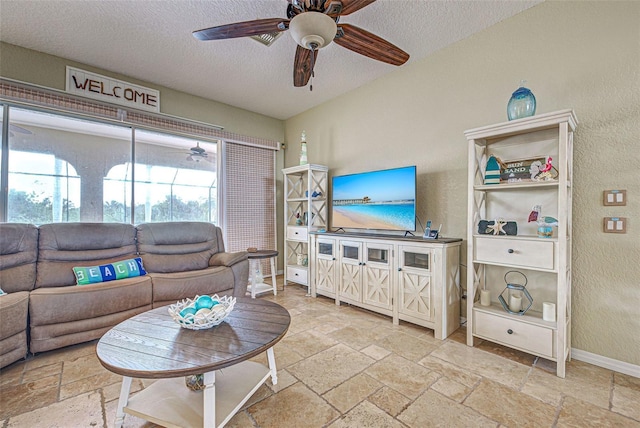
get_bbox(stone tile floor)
[1,278,639,427]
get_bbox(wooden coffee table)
[96,297,290,428]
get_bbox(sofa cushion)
[73,257,147,285]
[36,223,138,288]
[0,223,38,293]
[137,222,225,273]
[29,275,152,328]
[29,306,152,354]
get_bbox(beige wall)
[284,1,640,365]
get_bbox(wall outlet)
[603,217,627,233]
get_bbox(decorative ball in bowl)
[168,294,236,330]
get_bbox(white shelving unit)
[282,164,328,290]
[465,110,577,378]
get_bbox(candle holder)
[498,271,533,316]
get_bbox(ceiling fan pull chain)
[310,46,316,91]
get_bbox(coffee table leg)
[267,348,278,385]
[203,371,216,427]
[114,376,132,428]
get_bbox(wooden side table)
[247,250,278,298]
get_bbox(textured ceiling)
[0,0,540,120]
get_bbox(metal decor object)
[498,271,533,316]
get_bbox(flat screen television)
[331,165,416,231]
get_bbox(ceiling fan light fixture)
[187,154,205,162]
[289,12,337,50]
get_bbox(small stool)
[247,250,278,299]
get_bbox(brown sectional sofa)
[0,221,249,368]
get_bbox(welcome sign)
[65,66,160,113]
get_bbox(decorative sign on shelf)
[500,155,558,183]
[65,66,160,113]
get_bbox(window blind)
[223,142,277,276]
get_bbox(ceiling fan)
[185,142,211,163]
[193,0,410,89]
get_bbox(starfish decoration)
[486,219,506,235]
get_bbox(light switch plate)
[603,217,627,233]
[603,190,626,206]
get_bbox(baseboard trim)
[572,348,640,378]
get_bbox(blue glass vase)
[507,83,536,120]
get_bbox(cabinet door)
[398,246,434,321]
[339,240,362,302]
[362,243,393,310]
[316,238,337,294]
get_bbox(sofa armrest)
[210,251,249,296]
[209,251,248,267]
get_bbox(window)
[7,107,130,224]
[3,106,218,224]
[103,163,132,223]
[8,150,80,222]
[133,129,217,223]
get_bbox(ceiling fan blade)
[193,18,288,41]
[293,45,317,87]
[334,23,409,66]
[336,0,377,16]
[287,0,304,17]
[9,124,33,135]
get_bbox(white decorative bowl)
[168,294,236,330]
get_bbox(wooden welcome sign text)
[65,66,160,113]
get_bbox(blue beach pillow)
[73,257,147,285]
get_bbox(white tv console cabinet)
[309,232,462,339]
